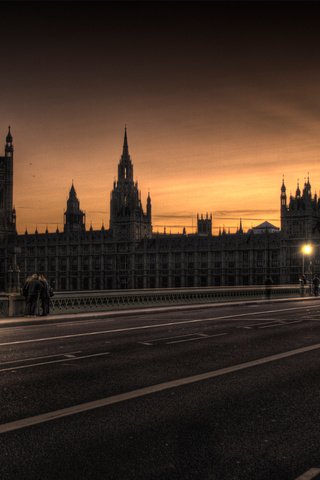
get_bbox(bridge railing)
[48,285,301,315]
[0,285,306,317]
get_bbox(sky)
[2,1,320,234]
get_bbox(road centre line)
[166,333,228,344]
[1,342,320,434]
[141,332,200,343]
[259,323,286,329]
[1,305,319,347]
[0,352,110,373]
[0,351,82,366]
[238,320,280,328]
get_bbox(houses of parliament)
[1,126,320,292]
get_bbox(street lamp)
[301,243,313,295]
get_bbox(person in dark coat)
[313,275,320,296]
[24,273,43,316]
[39,274,52,316]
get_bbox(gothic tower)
[281,176,320,239]
[64,182,86,233]
[110,128,152,240]
[0,127,16,236]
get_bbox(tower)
[0,127,16,236]
[280,176,287,232]
[197,213,212,236]
[109,128,152,240]
[64,182,86,233]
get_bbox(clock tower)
[0,127,16,236]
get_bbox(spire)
[239,218,243,234]
[281,175,286,193]
[69,181,77,200]
[5,125,13,156]
[123,125,129,157]
[6,126,12,144]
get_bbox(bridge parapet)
[49,285,300,315]
[1,285,302,317]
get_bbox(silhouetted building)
[1,127,318,291]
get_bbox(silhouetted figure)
[24,273,43,316]
[39,274,53,316]
[313,275,320,296]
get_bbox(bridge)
[0,284,307,317]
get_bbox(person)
[313,275,320,296]
[23,273,43,316]
[22,275,32,315]
[39,274,53,316]
[299,275,306,296]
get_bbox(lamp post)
[301,244,313,295]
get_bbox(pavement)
[1,294,318,328]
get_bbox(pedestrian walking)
[313,275,320,296]
[24,273,43,316]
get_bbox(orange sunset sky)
[2,2,320,235]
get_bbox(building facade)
[0,127,318,292]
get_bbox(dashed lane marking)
[2,341,320,434]
[1,305,320,347]
[139,332,228,346]
[0,351,81,366]
[0,351,110,372]
[239,321,280,329]
[294,468,320,479]
[166,333,228,344]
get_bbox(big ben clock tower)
[0,127,16,236]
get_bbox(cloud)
[215,209,279,219]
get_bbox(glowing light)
[301,244,313,255]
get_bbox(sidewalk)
[0,295,318,328]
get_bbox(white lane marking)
[1,304,320,348]
[1,341,320,434]
[0,351,81,366]
[166,333,228,344]
[259,320,303,329]
[239,321,279,329]
[294,468,320,479]
[139,332,226,345]
[259,324,284,329]
[0,352,110,372]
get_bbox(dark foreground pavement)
[1,299,320,479]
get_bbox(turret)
[5,126,13,158]
[64,182,86,233]
[303,175,312,201]
[281,176,287,209]
[197,213,212,236]
[117,126,133,182]
[147,192,152,220]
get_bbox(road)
[1,299,320,480]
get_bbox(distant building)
[0,127,318,291]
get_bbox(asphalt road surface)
[2,299,320,480]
